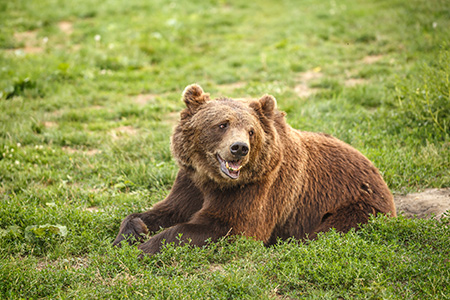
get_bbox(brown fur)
[113,84,396,254]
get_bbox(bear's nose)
[230,142,249,157]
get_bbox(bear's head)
[171,84,283,187]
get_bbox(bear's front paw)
[112,216,149,247]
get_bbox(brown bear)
[113,84,396,254]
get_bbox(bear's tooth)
[226,161,230,170]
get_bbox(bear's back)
[267,129,395,241]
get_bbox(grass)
[1,0,449,298]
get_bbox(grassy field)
[1,0,449,298]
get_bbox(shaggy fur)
[113,84,396,254]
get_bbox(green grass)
[1,0,449,298]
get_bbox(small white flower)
[43,37,49,44]
[15,160,20,165]
[432,22,437,28]
[14,49,25,57]
[166,19,177,26]
[17,143,21,147]
[11,148,14,153]
[94,34,101,42]
[151,32,162,39]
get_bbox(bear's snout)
[230,142,249,158]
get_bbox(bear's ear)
[182,84,210,114]
[250,94,277,118]
[259,94,277,115]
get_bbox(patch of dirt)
[84,206,100,212]
[110,126,139,140]
[298,70,323,82]
[14,30,38,43]
[345,78,367,87]
[362,55,383,64]
[36,259,58,271]
[294,84,318,98]
[58,21,73,35]
[394,188,450,219]
[12,30,44,54]
[9,47,43,54]
[294,70,323,98]
[62,147,78,154]
[135,93,157,105]
[114,126,138,134]
[43,121,58,128]
[86,149,101,156]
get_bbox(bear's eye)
[218,123,228,129]
[249,130,254,137]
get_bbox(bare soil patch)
[43,121,58,128]
[298,70,323,82]
[58,21,74,35]
[294,84,318,98]
[14,30,38,43]
[110,126,139,140]
[84,206,100,212]
[294,70,322,98]
[362,55,383,64]
[135,94,157,105]
[12,30,44,54]
[394,188,450,219]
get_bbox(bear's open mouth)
[217,154,242,179]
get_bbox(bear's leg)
[113,170,204,247]
[308,201,378,240]
[112,214,149,246]
[138,220,230,255]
